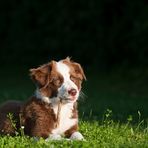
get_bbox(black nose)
[68,89,77,96]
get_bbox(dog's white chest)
[51,103,77,135]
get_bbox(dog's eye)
[70,75,82,82]
[52,77,62,86]
[70,76,75,81]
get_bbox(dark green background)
[0,0,148,122]
[1,0,148,68]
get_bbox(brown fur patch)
[64,124,78,138]
[21,97,57,138]
[30,61,64,98]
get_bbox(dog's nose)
[68,89,77,96]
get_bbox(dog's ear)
[30,61,55,88]
[72,62,86,81]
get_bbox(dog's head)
[30,57,86,103]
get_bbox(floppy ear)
[72,62,86,80]
[30,61,54,88]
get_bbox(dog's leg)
[64,124,84,140]
[45,134,62,141]
[70,131,84,140]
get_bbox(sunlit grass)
[0,118,148,148]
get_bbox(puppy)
[0,57,86,140]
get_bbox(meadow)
[0,66,148,147]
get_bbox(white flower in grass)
[21,126,24,129]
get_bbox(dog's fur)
[0,58,86,140]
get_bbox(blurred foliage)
[0,0,148,68]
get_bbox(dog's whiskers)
[79,91,87,101]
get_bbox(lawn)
[0,120,148,148]
[0,66,148,147]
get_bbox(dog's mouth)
[59,96,76,102]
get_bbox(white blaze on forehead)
[56,61,70,79]
[56,61,78,92]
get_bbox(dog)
[0,57,86,140]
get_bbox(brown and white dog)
[0,57,86,140]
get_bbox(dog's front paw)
[70,132,84,140]
[45,134,62,141]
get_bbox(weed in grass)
[7,113,19,136]
[6,113,25,137]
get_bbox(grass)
[0,120,148,147]
[0,66,148,147]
